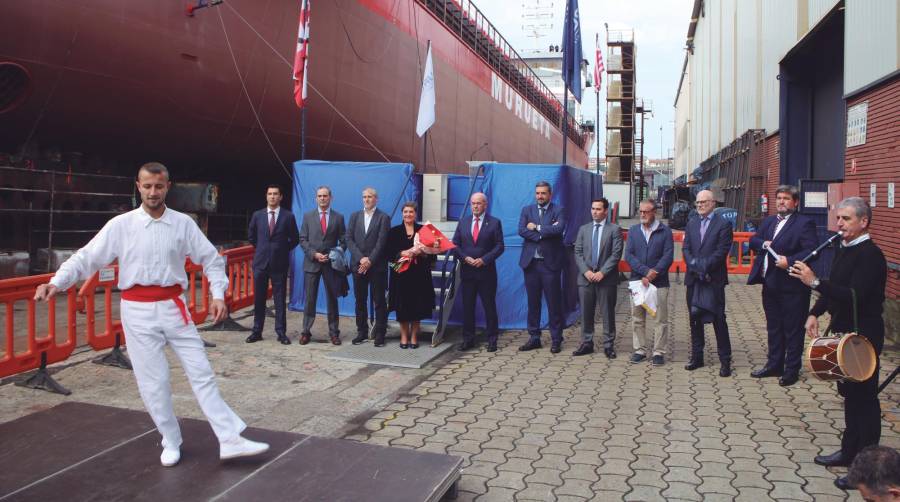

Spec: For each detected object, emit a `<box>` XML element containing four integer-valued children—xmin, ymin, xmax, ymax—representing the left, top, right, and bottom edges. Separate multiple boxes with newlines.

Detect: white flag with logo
<box><xmin>415</xmin><ymin>43</ymin><xmax>436</xmax><ymax>137</ymax></box>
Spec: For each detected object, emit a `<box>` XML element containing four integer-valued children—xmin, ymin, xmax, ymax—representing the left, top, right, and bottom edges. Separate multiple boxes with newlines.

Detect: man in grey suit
<box><xmin>573</xmin><ymin>198</ymin><xmax>624</xmax><ymax>357</ymax></box>
<box><xmin>298</xmin><ymin>186</ymin><xmax>347</xmax><ymax>346</ymax></box>
<box><xmin>346</xmin><ymin>187</ymin><xmax>391</xmax><ymax>347</ymax></box>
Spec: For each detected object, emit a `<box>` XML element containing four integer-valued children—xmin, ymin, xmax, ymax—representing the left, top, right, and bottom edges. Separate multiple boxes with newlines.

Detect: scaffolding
<box><xmin>605</xmin><ymin>29</ymin><xmax>635</xmax><ymax>183</ymax></box>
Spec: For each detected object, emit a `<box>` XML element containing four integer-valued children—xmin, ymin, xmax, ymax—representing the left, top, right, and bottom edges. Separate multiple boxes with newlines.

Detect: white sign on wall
<box><xmin>846</xmin><ymin>102</ymin><xmax>868</xmax><ymax>147</ymax></box>
<box><xmin>870</xmin><ymin>183</ymin><xmax>877</xmax><ymax>207</ymax></box>
<box><xmin>888</xmin><ymin>183</ymin><xmax>895</xmax><ymax>209</ymax></box>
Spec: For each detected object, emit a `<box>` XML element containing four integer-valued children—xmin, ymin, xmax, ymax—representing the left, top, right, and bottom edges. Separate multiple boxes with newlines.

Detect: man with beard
<box><xmin>747</xmin><ymin>185</ymin><xmax>817</xmax><ymax>386</ymax></box>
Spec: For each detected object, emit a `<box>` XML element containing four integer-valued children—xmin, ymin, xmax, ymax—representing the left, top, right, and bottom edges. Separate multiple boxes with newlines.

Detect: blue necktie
<box><xmin>592</xmin><ymin>223</ymin><xmax>601</xmax><ymax>268</ymax></box>
<box><xmin>700</xmin><ymin>217</ymin><xmax>709</xmax><ymax>243</ymax></box>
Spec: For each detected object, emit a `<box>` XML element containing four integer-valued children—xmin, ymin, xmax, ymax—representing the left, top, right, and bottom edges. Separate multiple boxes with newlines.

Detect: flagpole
<box><xmin>301</xmin><ymin>107</ymin><xmax>306</xmax><ymax>160</ymax></box>
<box><xmin>562</xmin><ymin>85</ymin><xmax>569</xmax><ymax>166</ymax></box>
<box><xmin>423</xmin><ymin>130</ymin><xmax>428</xmax><ymax>173</ymax></box>
<box><xmin>595</xmin><ymin>33</ymin><xmax>601</xmax><ymax>175</ymax></box>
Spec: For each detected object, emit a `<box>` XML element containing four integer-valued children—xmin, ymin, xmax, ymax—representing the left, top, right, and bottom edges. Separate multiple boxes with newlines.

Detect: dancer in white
<box><xmin>34</xmin><ymin>162</ymin><xmax>269</xmax><ymax>467</ymax></box>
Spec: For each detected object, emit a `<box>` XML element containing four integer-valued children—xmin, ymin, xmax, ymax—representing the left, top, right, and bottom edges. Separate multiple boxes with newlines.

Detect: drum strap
<box><xmin>825</xmin><ymin>288</ymin><xmax>858</xmax><ymax>336</ymax></box>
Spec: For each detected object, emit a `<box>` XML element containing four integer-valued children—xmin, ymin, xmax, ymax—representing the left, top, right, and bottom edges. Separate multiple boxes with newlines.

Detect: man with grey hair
<box><xmin>452</xmin><ymin>192</ymin><xmax>505</xmax><ymax>352</ymax></box>
<box><xmin>298</xmin><ymin>185</ymin><xmax>347</xmax><ymax>345</ymax></box>
<box><xmin>790</xmin><ymin>196</ymin><xmax>887</xmax><ymax>490</ymax></box>
<box><xmin>624</xmin><ymin>199</ymin><xmax>673</xmax><ymax>366</ymax></box>
<box><xmin>847</xmin><ymin>446</ymin><xmax>900</xmax><ymax>500</ymax></box>
<box><xmin>682</xmin><ymin>189</ymin><xmax>733</xmax><ymax>377</ymax></box>
<box><xmin>347</xmin><ymin>187</ymin><xmax>391</xmax><ymax>346</ymax></box>
<box><xmin>747</xmin><ymin>185</ymin><xmax>817</xmax><ymax>386</ymax></box>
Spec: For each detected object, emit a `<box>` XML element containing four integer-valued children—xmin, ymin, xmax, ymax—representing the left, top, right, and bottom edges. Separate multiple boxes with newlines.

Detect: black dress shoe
<box><xmin>834</xmin><ymin>476</ymin><xmax>852</xmax><ymax>491</ymax></box>
<box><xmin>374</xmin><ymin>337</ymin><xmax>385</xmax><ymax>347</ymax></box>
<box><xmin>277</xmin><ymin>336</ymin><xmax>291</xmax><ymax>345</ymax></box>
<box><xmin>719</xmin><ymin>364</ymin><xmax>732</xmax><ymax>377</ymax></box>
<box><xmin>245</xmin><ymin>333</ymin><xmax>263</xmax><ymax>343</ymax></box>
<box><xmin>486</xmin><ymin>343</ymin><xmax>497</xmax><ymax>353</ymax></box>
<box><xmin>572</xmin><ymin>343</ymin><xmax>594</xmax><ymax>356</ymax></box>
<box><xmin>410</xmin><ymin>343</ymin><xmax>419</xmax><ymax>349</ymax></box>
<box><xmin>751</xmin><ymin>367</ymin><xmax>783</xmax><ymax>378</ymax></box>
<box><xmin>330</xmin><ymin>336</ymin><xmax>342</xmax><ymax>346</ymax></box>
<box><xmin>778</xmin><ymin>374</ymin><xmax>799</xmax><ymax>387</ymax></box>
<box><xmin>518</xmin><ymin>339</ymin><xmax>542</xmax><ymax>351</ymax></box>
<box><xmin>815</xmin><ymin>450</ymin><xmax>851</xmax><ymax>467</ymax></box>
<box><xmin>399</xmin><ymin>343</ymin><xmax>409</xmax><ymax>349</ymax></box>
<box><xmin>604</xmin><ymin>348</ymin><xmax>617</xmax><ymax>359</ymax></box>
<box><xmin>458</xmin><ymin>341</ymin><xmax>475</xmax><ymax>351</ymax></box>
<box><xmin>684</xmin><ymin>360</ymin><xmax>705</xmax><ymax>371</ymax></box>
<box><xmin>550</xmin><ymin>342</ymin><xmax>562</xmax><ymax>354</ymax></box>
<box><xmin>351</xmin><ymin>334</ymin><xmax>367</xmax><ymax>345</ymax></box>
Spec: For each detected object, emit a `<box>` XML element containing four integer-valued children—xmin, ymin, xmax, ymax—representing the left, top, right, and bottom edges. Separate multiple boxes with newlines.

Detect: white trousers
<box><xmin>121</xmin><ymin>297</ymin><xmax>245</xmax><ymax>449</ymax></box>
<box><xmin>631</xmin><ymin>286</ymin><xmax>670</xmax><ymax>356</ymax></box>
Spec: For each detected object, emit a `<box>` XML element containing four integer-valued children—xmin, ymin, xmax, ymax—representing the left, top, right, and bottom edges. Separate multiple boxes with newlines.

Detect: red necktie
<box><xmin>269</xmin><ymin>211</ymin><xmax>276</xmax><ymax>235</ymax></box>
<box><xmin>472</xmin><ymin>216</ymin><xmax>480</xmax><ymax>243</ymax></box>
<box><xmin>320</xmin><ymin>211</ymin><xmax>327</xmax><ymax>234</ymax></box>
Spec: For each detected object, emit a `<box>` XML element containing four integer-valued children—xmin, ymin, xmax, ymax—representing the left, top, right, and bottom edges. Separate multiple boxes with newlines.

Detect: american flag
<box><xmin>594</xmin><ymin>33</ymin><xmax>603</xmax><ymax>93</ymax></box>
<box><xmin>293</xmin><ymin>0</ymin><xmax>311</xmax><ymax>108</ymax></box>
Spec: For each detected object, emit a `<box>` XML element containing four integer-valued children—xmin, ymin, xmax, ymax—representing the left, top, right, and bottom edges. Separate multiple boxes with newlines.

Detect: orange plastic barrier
<box><xmin>616</xmin><ymin>230</ymin><xmax>754</xmax><ymax>276</ymax></box>
<box><xmin>222</xmin><ymin>246</ymin><xmax>262</xmax><ymax>311</ymax></box>
<box><xmin>0</xmin><ymin>274</ymin><xmax>77</xmax><ymax>378</ymax></box>
<box><xmin>77</xmin><ymin>265</ymin><xmax>126</xmax><ymax>351</ymax></box>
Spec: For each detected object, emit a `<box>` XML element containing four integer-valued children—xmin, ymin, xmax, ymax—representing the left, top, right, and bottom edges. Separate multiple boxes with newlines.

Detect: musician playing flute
<box><xmin>790</xmin><ymin>197</ymin><xmax>887</xmax><ymax>491</ymax></box>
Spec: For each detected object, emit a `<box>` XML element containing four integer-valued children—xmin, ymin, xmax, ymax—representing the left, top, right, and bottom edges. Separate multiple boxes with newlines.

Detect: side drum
<box><xmin>805</xmin><ymin>334</ymin><xmax>877</xmax><ymax>383</ymax></box>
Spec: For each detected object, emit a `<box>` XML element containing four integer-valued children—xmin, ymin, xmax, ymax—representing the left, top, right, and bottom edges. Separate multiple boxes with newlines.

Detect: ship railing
<box><xmin>418</xmin><ymin>0</ymin><xmax>588</xmax><ymax>148</ymax></box>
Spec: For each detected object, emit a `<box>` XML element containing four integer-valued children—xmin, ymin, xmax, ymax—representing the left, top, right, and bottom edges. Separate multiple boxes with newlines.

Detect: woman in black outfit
<box><xmin>386</xmin><ymin>202</ymin><xmax>435</xmax><ymax>348</ymax></box>
<box><xmin>790</xmin><ymin>197</ymin><xmax>887</xmax><ymax>491</ymax></box>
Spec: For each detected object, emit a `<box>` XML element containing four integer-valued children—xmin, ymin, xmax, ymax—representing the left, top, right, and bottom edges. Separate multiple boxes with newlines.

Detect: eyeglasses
<box><xmin>638</xmin><ymin>210</ymin><xmax>655</xmax><ymax>214</ymax></box>
<box><xmin>695</xmin><ymin>200</ymin><xmax>713</xmax><ymax>206</ymax></box>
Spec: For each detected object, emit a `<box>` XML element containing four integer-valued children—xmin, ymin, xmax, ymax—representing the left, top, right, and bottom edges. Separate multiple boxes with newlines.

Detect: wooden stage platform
<box><xmin>0</xmin><ymin>402</ymin><xmax>461</xmax><ymax>501</ymax></box>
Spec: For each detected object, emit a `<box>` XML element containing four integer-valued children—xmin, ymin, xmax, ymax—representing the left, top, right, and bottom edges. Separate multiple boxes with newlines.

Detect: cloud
<box><xmin>473</xmin><ymin>0</ymin><xmax>695</xmax><ymax>160</ymax></box>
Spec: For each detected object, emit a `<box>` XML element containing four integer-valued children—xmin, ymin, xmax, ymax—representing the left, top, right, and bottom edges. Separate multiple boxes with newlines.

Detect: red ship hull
<box><xmin>0</xmin><ymin>0</ymin><xmax>589</xmax><ymax>188</ymax></box>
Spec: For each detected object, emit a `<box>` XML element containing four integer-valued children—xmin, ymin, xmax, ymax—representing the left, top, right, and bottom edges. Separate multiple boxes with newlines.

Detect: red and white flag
<box><xmin>594</xmin><ymin>32</ymin><xmax>603</xmax><ymax>93</ymax></box>
<box><xmin>293</xmin><ymin>0</ymin><xmax>311</xmax><ymax>108</ymax></box>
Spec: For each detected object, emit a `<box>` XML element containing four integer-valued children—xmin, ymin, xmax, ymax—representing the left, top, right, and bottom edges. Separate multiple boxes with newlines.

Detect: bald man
<box><xmin>452</xmin><ymin>193</ymin><xmax>505</xmax><ymax>352</ymax></box>
<box><xmin>682</xmin><ymin>190</ymin><xmax>733</xmax><ymax>377</ymax></box>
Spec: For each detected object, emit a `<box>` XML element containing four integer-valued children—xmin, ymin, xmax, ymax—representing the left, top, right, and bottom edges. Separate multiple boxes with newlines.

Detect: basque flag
<box><xmin>561</xmin><ymin>0</ymin><xmax>583</xmax><ymax>102</ymax></box>
<box><xmin>293</xmin><ymin>0</ymin><xmax>311</xmax><ymax>108</ymax></box>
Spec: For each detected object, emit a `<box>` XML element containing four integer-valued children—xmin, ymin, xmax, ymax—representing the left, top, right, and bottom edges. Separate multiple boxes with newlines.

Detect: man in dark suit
<box><xmin>452</xmin><ymin>192</ymin><xmax>505</xmax><ymax>352</ymax></box>
<box><xmin>346</xmin><ymin>187</ymin><xmax>391</xmax><ymax>347</ymax></box>
<box><xmin>573</xmin><ymin>198</ymin><xmax>624</xmax><ymax>358</ymax></box>
<box><xmin>247</xmin><ymin>185</ymin><xmax>300</xmax><ymax>345</ymax></box>
<box><xmin>683</xmin><ymin>189</ymin><xmax>734</xmax><ymax>377</ymax></box>
<box><xmin>747</xmin><ymin>185</ymin><xmax>818</xmax><ymax>386</ymax></box>
<box><xmin>298</xmin><ymin>186</ymin><xmax>346</xmax><ymax>345</ymax></box>
<box><xmin>517</xmin><ymin>181</ymin><xmax>567</xmax><ymax>353</ymax></box>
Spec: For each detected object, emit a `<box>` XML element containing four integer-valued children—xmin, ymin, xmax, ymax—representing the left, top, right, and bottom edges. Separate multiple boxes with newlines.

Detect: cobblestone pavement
<box><xmin>351</xmin><ymin>279</ymin><xmax>900</xmax><ymax>502</ymax></box>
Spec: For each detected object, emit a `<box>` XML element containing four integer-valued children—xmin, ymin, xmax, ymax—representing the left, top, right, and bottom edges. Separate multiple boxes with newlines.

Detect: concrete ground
<box><xmin>1</xmin><ymin>279</ymin><xmax>898</xmax><ymax>502</ymax></box>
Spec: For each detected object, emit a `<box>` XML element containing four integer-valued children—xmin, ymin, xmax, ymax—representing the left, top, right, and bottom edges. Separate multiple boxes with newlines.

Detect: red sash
<box><xmin>122</xmin><ymin>285</ymin><xmax>190</xmax><ymax>325</ymax></box>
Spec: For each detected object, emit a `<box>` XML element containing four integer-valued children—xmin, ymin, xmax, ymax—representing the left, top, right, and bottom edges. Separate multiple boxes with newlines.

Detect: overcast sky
<box><xmin>474</xmin><ymin>0</ymin><xmax>694</xmax><ymax>161</ymax></box>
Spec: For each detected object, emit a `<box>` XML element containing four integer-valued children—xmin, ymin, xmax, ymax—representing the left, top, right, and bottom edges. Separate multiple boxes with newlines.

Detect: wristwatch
<box><xmin>810</xmin><ymin>278</ymin><xmax>820</xmax><ymax>290</ymax></box>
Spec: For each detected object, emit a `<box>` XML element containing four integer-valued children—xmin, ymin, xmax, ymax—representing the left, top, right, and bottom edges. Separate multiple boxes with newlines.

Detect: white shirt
<box><xmin>842</xmin><ymin>233</ymin><xmax>871</xmax><ymax>247</ymax></box>
<box><xmin>471</xmin><ymin>213</ymin><xmax>485</xmax><ymax>234</ymax></box>
<box><xmin>267</xmin><ymin>206</ymin><xmax>281</xmax><ymax>224</ymax></box>
<box><xmin>764</xmin><ymin>214</ymin><xmax>791</xmax><ymax>275</ymax></box>
<box><xmin>364</xmin><ymin>207</ymin><xmax>376</xmax><ymax>233</ymax></box>
<box><xmin>641</xmin><ymin>220</ymin><xmax>659</xmax><ymax>243</ymax></box>
<box><xmin>50</xmin><ymin>207</ymin><xmax>228</xmax><ymax>300</ymax></box>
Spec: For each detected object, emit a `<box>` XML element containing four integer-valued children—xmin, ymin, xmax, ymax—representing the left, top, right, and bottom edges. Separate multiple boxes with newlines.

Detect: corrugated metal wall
<box><xmin>845</xmin><ymin>0</ymin><xmax>900</xmax><ymax>95</ymax></box>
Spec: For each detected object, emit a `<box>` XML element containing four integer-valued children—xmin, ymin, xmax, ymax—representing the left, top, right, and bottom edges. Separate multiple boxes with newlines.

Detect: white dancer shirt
<box><xmin>50</xmin><ymin>207</ymin><xmax>228</xmax><ymax>299</ymax></box>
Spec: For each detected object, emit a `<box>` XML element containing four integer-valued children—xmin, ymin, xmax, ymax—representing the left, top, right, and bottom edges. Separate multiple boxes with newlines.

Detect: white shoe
<box><xmin>219</xmin><ymin>436</ymin><xmax>270</xmax><ymax>460</ymax></box>
<box><xmin>160</xmin><ymin>447</ymin><xmax>181</xmax><ymax>467</ymax></box>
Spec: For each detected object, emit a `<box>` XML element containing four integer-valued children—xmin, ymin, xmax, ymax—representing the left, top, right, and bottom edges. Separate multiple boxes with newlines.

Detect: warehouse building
<box><xmin>673</xmin><ymin>0</ymin><xmax>899</xmax><ymax>341</ymax></box>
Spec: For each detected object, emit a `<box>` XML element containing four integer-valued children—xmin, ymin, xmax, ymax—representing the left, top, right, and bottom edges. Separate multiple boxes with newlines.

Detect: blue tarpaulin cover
<box><xmin>289</xmin><ymin>160</ymin><xmax>418</xmax><ymax>314</ymax></box>
<box><xmin>454</xmin><ymin>163</ymin><xmax>602</xmax><ymax>329</ymax></box>
<box><xmin>288</xmin><ymin>160</ymin><xmax>602</xmax><ymax>332</ymax></box>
